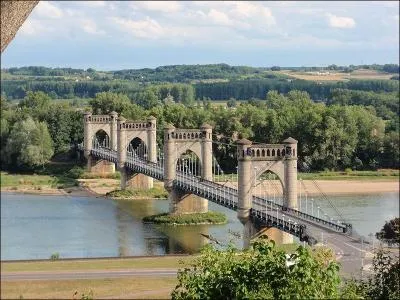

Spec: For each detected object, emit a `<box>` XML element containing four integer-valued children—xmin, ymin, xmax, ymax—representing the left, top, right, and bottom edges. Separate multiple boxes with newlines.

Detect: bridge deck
<box><xmin>85</xmin><ymin>147</ymin><xmax>362</xmax><ymax>245</ymax></box>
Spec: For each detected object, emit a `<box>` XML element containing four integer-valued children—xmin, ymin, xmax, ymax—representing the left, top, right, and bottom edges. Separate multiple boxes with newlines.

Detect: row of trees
<box><xmin>3</xmin><ymin>63</ymin><xmax>398</xmax><ymax>80</ymax></box>
<box><xmin>194</xmin><ymin>78</ymin><xmax>399</xmax><ymax>101</ymax></box>
<box><xmin>1</xmin><ymin>89</ymin><xmax>398</xmax><ymax>172</ymax></box>
<box><xmin>87</xmin><ymin>90</ymin><xmax>399</xmax><ymax>171</ymax></box>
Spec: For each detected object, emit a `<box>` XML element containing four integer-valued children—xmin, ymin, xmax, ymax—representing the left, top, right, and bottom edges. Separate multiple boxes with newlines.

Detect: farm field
<box><xmin>279</xmin><ymin>69</ymin><xmax>394</xmax><ymax>81</ymax></box>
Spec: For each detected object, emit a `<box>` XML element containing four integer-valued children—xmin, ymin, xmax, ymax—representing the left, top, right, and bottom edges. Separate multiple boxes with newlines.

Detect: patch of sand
<box><xmin>2</xmin><ymin>179</ymin><xmax>398</xmax><ymax>198</ymax></box>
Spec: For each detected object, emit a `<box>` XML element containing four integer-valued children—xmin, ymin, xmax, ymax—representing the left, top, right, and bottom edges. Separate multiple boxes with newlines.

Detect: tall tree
<box><xmin>5</xmin><ymin>117</ymin><xmax>54</xmax><ymax>169</ymax></box>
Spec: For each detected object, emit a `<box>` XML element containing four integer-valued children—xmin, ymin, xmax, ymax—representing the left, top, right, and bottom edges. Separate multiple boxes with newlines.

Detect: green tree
<box><xmin>89</xmin><ymin>92</ymin><xmax>131</xmax><ymax>114</ymax></box>
<box><xmin>5</xmin><ymin>117</ymin><xmax>54</xmax><ymax>169</ymax></box>
<box><xmin>352</xmin><ymin>248</ymin><xmax>400</xmax><ymax>300</ymax></box>
<box><xmin>18</xmin><ymin>91</ymin><xmax>51</xmax><ymax>111</ymax></box>
<box><xmin>171</xmin><ymin>238</ymin><xmax>342</xmax><ymax>299</ymax></box>
<box><xmin>376</xmin><ymin>218</ymin><xmax>400</xmax><ymax>245</ymax></box>
<box><xmin>133</xmin><ymin>88</ymin><xmax>160</xmax><ymax>109</ymax></box>
<box><xmin>45</xmin><ymin>104</ymin><xmax>73</xmax><ymax>154</ymax></box>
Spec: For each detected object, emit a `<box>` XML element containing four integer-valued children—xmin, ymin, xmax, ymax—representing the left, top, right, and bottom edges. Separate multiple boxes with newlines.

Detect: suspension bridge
<box><xmin>78</xmin><ymin>112</ymin><xmax>367</xmax><ymax>252</ymax></box>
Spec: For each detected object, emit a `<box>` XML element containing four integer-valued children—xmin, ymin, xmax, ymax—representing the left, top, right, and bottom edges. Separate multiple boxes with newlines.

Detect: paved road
<box><xmin>1</xmin><ymin>268</ymin><xmax>178</xmax><ymax>281</ymax></box>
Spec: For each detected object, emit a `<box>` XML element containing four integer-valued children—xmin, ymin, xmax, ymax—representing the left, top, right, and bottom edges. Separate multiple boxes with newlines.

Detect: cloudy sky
<box><xmin>2</xmin><ymin>1</ymin><xmax>399</xmax><ymax>70</ymax></box>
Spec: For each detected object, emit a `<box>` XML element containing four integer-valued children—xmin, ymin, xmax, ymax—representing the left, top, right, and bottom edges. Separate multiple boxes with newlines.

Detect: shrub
<box><xmin>50</xmin><ymin>252</ymin><xmax>60</xmax><ymax>260</ymax></box>
<box><xmin>171</xmin><ymin>238</ymin><xmax>343</xmax><ymax>299</ymax></box>
<box><xmin>66</xmin><ymin>166</ymin><xmax>85</xmax><ymax>179</ymax></box>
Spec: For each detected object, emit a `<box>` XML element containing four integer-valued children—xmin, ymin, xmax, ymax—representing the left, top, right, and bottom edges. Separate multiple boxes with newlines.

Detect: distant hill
<box><xmin>2</xmin><ymin>63</ymin><xmax>398</xmax><ymax>83</ymax></box>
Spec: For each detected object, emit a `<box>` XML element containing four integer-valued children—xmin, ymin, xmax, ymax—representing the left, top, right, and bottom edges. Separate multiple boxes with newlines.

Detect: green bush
<box><xmin>143</xmin><ymin>211</ymin><xmax>227</xmax><ymax>225</ymax></box>
<box><xmin>66</xmin><ymin>166</ymin><xmax>85</xmax><ymax>179</ymax></box>
<box><xmin>50</xmin><ymin>252</ymin><xmax>60</xmax><ymax>260</ymax></box>
<box><xmin>171</xmin><ymin>238</ymin><xmax>343</xmax><ymax>299</ymax></box>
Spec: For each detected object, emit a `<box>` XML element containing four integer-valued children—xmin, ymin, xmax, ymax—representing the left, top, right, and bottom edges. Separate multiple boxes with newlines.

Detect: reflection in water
<box><xmin>1</xmin><ymin>192</ymin><xmax>399</xmax><ymax>260</ymax></box>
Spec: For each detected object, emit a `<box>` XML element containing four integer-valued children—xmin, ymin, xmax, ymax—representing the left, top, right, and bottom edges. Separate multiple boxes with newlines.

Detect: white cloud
<box><xmin>326</xmin><ymin>13</ymin><xmax>356</xmax><ymax>29</ymax></box>
<box><xmin>381</xmin><ymin>2</ymin><xmax>399</xmax><ymax>8</ymax></box>
<box><xmin>81</xmin><ymin>19</ymin><xmax>106</xmax><ymax>35</ymax></box>
<box><xmin>65</xmin><ymin>8</ymin><xmax>84</xmax><ymax>17</ymax></box>
<box><xmin>230</xmin><ymin>2</ymin><xmax>275</xmax><ymax>25</ymax></box>
<box><xmin>82</xmin><ymin>1</ymin><xmax>106</xmax><ymax>7</ymax></box>
<box><xmin>132</xmin><ymin>1</ymin><xmax>182</xmax><ymax>13</ymax></box>
<box><xmin>18</xmin><ymin>18</ymin><xmax>52</xmax><ymax>36</ymax></box>
<box><xmin>207</xmin><ymin>9</ymin><xmax>233</xmax><ymax>26</ymax></box>
<box><xmin>111</xmin><ymin>16</ymin><xmax>165</xmax><ymax>39</ymax></box>
<box><xmin>34</xmin><ymin>1</ymin><xmax>63</xmax><ymax>18</ymax></box>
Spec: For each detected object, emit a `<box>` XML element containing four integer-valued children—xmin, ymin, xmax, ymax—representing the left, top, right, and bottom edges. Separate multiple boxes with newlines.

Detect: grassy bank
<box><xmin>106</xmin><ymin>186</ymin><xmax>168</xmax><ymax>199</ymax></box>
<box><xmin>212</xmin><ymin>169</ymin><xmax>399</xmax><ymax>182</ymax></box>
<box><xmin>1</xmin><ymin>256</ymin><xmax>192</xmax><ymax>299</ymax></box>
<box><xmin>1</xmin><ymin>256</ymin><xmax>192</xmax><ymax>272</ymax></box>
<box><xmin>143</xmin><ymin>211</ymin><xmax>227</xmax><ymax>225</ymax></box>
<box><xmin>299</xmin><ymin>169</ymin><xmax>399</xmax><ymax>180</ymax></box>
<box><xmin>1</xmin><ymin>277</ymin><xmax>176</xmax><ymax>299</ymax></box>
<box><xmin>0</xmin><ymin>171</ymin><xmax>77</xmax><ymax>190</ymax></box>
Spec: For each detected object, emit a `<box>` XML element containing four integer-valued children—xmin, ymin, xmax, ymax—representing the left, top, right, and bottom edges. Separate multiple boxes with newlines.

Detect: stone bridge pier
<box><xmin>163</xmin><ymin>123</ymin><xmax>213</xmax><ymax>214</ymax></box>
<box><xmin>236</xmin><ymin>137</ymin><xmax>298</xmax><ymax>247</ymax></box>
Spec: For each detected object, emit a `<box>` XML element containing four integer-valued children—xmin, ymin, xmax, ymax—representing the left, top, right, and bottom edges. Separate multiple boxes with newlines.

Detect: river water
<box><xmin>1</xmin><ymin>192</ymin><xmax>398</xmax><ymax>260</ymax></box>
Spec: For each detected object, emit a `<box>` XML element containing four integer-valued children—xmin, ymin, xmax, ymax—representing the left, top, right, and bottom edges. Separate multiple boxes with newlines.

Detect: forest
<box><xmin>1</xmin><ymin>63</ymin><xmax>398</xmax><ymax>173</ymax></box>
<box><xmin>1</xmin><ymin>88</ymin><xmax>398</xmax><ymax>173</ymax></box>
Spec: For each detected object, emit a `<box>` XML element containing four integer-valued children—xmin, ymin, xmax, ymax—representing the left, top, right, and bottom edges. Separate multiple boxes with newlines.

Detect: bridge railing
<box><xmin>174</xmin><ymin>172</ymin><xmax>306</xmax><ymax>240</ymax></box>
<box><xmin>81</xmin><ymin>145</ymin><xmax>351</xmax><ymax>236</ymax></box>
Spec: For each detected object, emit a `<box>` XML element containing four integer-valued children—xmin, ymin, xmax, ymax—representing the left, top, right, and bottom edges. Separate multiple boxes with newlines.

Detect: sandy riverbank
<box><xmin>1</xmin><ymin>178</ymin><xmax>398</xmax><ymax>198</ymax></box>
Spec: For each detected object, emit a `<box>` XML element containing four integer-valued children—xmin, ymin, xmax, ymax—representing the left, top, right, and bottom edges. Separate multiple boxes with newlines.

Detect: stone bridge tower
<box><xmin>117</xmin><ymin>116</ymin><xmax>157</xmax><ymax>190</ymax></box>
<box><xmin>236</xmin><ymin>137</ymin><xmax>298</xmax><ymax>246</ymax></box>
<box><xmin>83</xmin><ymin>111</ymin><xmax>118</xmax><ymax>173</ymax></box>
<box><xmin>83</xmin><ymin>112</ymin><xmax>157</xmax><ymax>190</ymax></box>
<box><xmin>163</xmin><ymin>123</ymin><xmax>213</xmax><ymax>214</ymax></box>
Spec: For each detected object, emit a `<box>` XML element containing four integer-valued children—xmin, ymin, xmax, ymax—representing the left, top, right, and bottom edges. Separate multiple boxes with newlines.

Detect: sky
<box><xmin>1</xmin><ymin>1</ymin><xmax>399</xmax><ymax>70</ymax></box>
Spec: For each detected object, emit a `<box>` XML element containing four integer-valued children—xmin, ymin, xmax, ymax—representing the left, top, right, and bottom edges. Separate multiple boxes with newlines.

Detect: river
<box><xmin>1</xmin><ymin>191</ymin><xmax>398</xmax><ymax>260</ymax></box>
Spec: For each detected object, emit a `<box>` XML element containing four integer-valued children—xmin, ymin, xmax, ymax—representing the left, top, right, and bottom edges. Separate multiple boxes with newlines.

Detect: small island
<box><xmin>143</xmin><ymin>211</ymin><xmax>227</xmax><ymax>225</ymax></box>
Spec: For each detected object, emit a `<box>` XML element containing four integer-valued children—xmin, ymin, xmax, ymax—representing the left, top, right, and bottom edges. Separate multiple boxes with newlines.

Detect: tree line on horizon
<box><xmin>2</xmin><ymin>63</ymin><xmax>399</xmax><ymax>78</ymax></box>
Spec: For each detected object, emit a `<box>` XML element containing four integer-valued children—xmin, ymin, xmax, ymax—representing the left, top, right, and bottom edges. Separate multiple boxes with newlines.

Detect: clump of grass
<box><xmin>143</xmin><ymin>211</ymin><xmax>227</xmax><ymax>225</ymax></box>
<box><xmin>80</xmin><ymin>172</ymin><xmax>121</xmax><ymax>179</ymax></box>
<box><xmin>106</xmin><ymin>187</ymin><xmax>168</xmax><ymax>199</ymax></box>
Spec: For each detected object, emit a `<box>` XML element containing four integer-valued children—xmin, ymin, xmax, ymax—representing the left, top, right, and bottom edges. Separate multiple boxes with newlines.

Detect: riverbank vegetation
<box><xmin>106</xmin><ymin>187</ymin><xmax>168</xmax><ymax>199</ymax></box>
<box><xmin>0</xmin><ymin>171</ymin><xmax>77</xmax><ymax>190</ymax></box>
<box><xmin>143</xmin><ymin>212</ymin><xmax>227</xmax><ymax>225</ymax></box>
<box><xmin>299</xmin><ymin>169</ymin><xmax>399</xmax><ymax>180</ymax></box>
